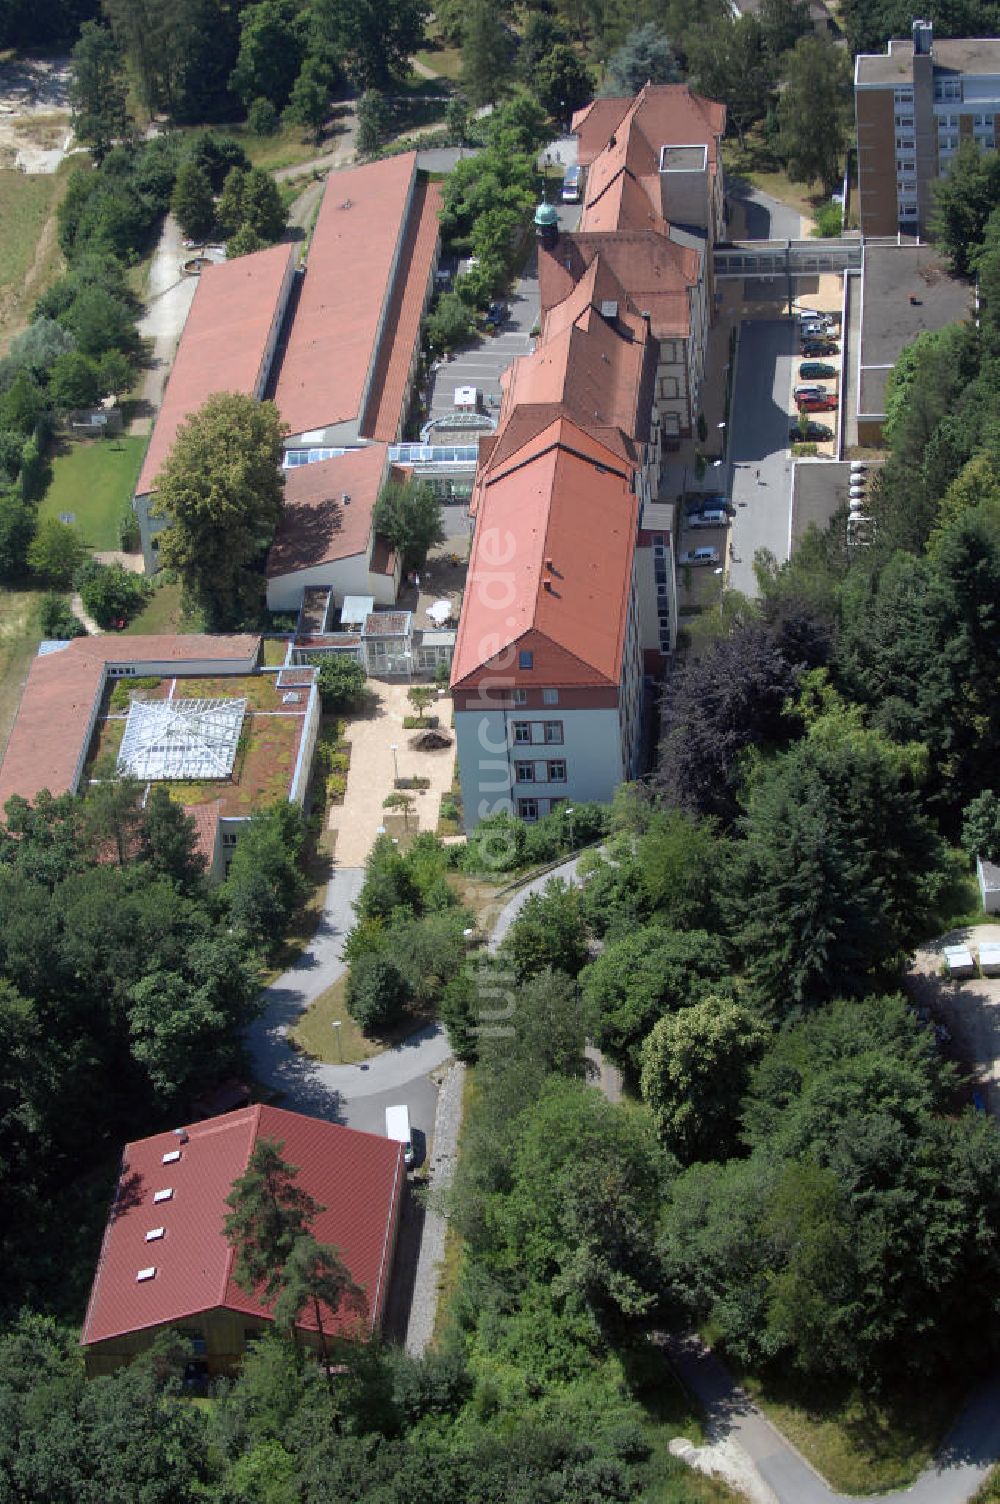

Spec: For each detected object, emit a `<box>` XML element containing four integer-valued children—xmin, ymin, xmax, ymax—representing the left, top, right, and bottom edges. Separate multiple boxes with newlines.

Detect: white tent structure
<box><xmin>117</xmin><ymin>697</ymin><xmax>247</xmax><ymax>782</ymax></box>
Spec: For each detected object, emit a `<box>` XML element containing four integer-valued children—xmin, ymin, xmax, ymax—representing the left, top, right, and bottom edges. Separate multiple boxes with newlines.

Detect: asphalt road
<box><xmin>727</xmin><ymin>178</ymin><xmax>804</xmax><ymax>241</ymax></box>
<box><xmin>666</xmin><ymin>1333</ymin><xmax>1000</xmax><ymax>1504</ymax></box>
<box><xmin>726</xmin><ymin>319</ymin><xmax>798</xmax><ymax>596</ymax></box>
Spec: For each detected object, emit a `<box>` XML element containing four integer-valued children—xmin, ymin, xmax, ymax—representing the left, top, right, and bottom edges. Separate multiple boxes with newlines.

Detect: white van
<box><xmin>561</xmin><ymin>165</ymin><xmax>582</xmax><ymax>202</ymax></box>
<box><xmin>385</xmin><ymin>1104</ymin><xmax>414</xmax><ymax>1167</ymax></box>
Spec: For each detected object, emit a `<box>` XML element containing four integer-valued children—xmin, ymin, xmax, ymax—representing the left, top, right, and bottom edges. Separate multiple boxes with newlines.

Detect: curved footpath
<box><xmin>247</xmin><ymin>859</ymin><xmax>1000</xmax><ymax>1498</ymax></box>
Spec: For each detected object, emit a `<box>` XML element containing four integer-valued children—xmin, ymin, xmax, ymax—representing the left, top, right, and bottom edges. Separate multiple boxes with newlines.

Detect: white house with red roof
<box><xmin>81</xmin><ymin>1104</ymin><xmax>405</xmax><ymax>1377</ymax></box>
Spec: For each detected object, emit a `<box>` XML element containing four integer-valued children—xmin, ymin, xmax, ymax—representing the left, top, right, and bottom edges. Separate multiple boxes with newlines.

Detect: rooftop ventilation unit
<box><xmin>173</xmin><ymin>1129</ymin><xmax>189</xmax><ymax>1143</ymax></box>
<box><xmin>600</xmin><ymin>300</ymin><xmax>619</xmax><ymax>320</ymax></box>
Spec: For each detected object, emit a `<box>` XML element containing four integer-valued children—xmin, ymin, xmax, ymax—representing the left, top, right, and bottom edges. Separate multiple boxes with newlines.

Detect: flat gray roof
<box><xmin>857</xmin><ymin>35</ymin><xmax>1000</xmax><ymax>84</ymax></box>
<box><xmin>660</xmin><ymin>144</ymin><xmax>707</xmax><ymax>172</ymax></box>
<box><xmin>858</xmin><ymin>244</ymin><xmax>971</xmax><ymax>416</ymax></box>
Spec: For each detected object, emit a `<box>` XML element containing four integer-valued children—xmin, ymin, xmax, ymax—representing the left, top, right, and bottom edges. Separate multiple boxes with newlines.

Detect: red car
<box><xmin>798</xmin><ymin>394</ymin><xmax>837</xmax><ymax>413</ymax></box>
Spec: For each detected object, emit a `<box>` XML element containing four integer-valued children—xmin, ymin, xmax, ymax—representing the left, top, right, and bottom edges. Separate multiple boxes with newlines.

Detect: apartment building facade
<box><xmin>856</xmin><ymin>19</ymin><xmax>1000</xmax><ymax>236</ymax></box>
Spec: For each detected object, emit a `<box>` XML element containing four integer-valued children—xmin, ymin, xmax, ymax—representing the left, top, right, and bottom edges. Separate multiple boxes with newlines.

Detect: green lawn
<box><xmin>0</xmin><ymin>164</ymin><xmax>69</xmax><ymax>353</ymax></box>
<box><xmin>413</xmin><ymin>44</ymin><xmax>463</xmax><ymax>80</ymax></box>
<box><xmin>290</xmin><ymin>974</ymin><xmax>379</xmax><ymax>1065</ymax></box>
<box><xmin>0</xmin><ymin>584</ymin><xmax>46</xmax><ymax>760</ymax></box>
<box><xmin>39</xmin><ymin>436</ymin><xmax>148</xmax><ymax>550</ymax></box>
<box><xmin>122</xmin><ymin>580</ymin><xmax>200</xmax><ymax>636</ymax></box>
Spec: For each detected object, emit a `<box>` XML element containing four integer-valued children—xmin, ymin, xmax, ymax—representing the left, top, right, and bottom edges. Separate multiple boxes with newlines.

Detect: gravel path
<box><xmin>405</xmin><ymin>1059</ymin><xmax>466</xmax><ymax>1355</ymax></box>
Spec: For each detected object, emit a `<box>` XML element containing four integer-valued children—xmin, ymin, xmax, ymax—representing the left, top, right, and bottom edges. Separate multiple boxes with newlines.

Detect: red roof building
<box><xmin>273</xmin><ymin>154</ymin><xmax>441</xmax><ymax>446</ymax></box>
<box><xmin>0</xmin><ymin>635</ymin><xmax>262</xmax><ymax>812</ymax></box>
<box><xmin>81</xmin><ymin>1104</ymin><xmax>405</xmax><ymax>1377</ymax></box>
<box><xmin>548</xmin><ymin>82</ymin><xmax>727</xmax><ymax>444</ymax></box>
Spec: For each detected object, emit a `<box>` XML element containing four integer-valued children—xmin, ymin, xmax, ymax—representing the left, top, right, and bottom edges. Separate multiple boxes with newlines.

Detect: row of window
<box><xmin>509</xmin><ymin>686</ymin><xmax>560</xmax><ymax>706</ymax></box>
<box><xmin>517</xmin><ymin>797</ymin><xmax>565</xmax><ymax>821</ymax></box>
<box><xmin>513</xmin><ymin>720</ymin><xmax>563</xmax><ymax>745</ymax></box>
<box><xmin>514</xmin><ymin>760</ymin><xmax>566</xmax><ymax>783</ymax></box>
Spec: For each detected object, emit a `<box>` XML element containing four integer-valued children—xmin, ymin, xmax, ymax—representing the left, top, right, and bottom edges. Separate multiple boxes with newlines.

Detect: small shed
<box><xmin>977</xmin><ymin>855</ymin><xmax>1000</xmax><ymax>914</ymax></box>
<box><xmin>943</xmin><ymin>944</ymin><xmax>977</xmax><ymax>979</ymax></box>
<box><xmin>341</xmin><ymin>594</ymin><xmax>375</xmax><ymax>631</ymax></box>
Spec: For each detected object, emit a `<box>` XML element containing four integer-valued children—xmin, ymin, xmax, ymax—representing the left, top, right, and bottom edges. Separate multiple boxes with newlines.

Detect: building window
<box><xmin>188</xmin><ymin>1333</ymin><xmax>207</xmax><ymax>1355</ymax></box>
<box><xmin>514</xmin><ymin>762</ymin><xmax>535</xmax><ymax>782</ymax></box>
<box><xmin>518</xmin><ymin>650</ymin><xmax>533</xmax><ymax>670</ymax></box>
<box><xmin>511</xmin><ymin>688</ymin><xmax>527</xmax><ymax>705</ymax></box>
<box><xmin>543</xmin><ymin>721</ymin><xmax>563</xmax><ymax>744</ymax></box>
<box><xmin>900</xmin><ymin>202</ymin><xmax>918</xmax><ymax>216</ymax></box>
<box><xmin>547</xmin><ymin>760</ymin><xmax>567</xmax><ymax>782</ymax></box>
<box><xmin>517</xmin><ymin>798</ymin><xmax>539</xmax><ymax>821</ymax></box>
<box><xmin>542</xmin><ymin>688</ymin><xmax>559</xmax><ymax>705</ymax></box>
<box><xmin>895</xmin><ymin>89</ymin><xmax>913</xmax><ymax>103</ymax></box>
<box><xmin>513</xmin><ymin>721</ymin><xmax>531</xmax><ymax>743</ymax></box>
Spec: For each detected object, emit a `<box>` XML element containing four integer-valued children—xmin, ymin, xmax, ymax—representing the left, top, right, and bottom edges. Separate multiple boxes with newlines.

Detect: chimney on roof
<box><xmin>342</xmin><ymin>492</ymin><xmax>351</xmax><ymax>505</ymax></box>
<box><xmin>545</xmin><ymin>557</ymin><xmax>554</xmax><ymax>569</ymax></box>
<box><xmin>609</xmin><ymin>133</ymin><xmax>617</xmax><ymax>148</ymax></box>
<box><xmin>173</xmin><ymin>1128</ymin><xmax>189</xmax><ymax>1144</ymax></box>
<box><xmin>912</xmin><ymin>17</ymin><xmax>932</xmax><ymax>53</ymax></box>
<box><xmin>543</xmin><ymin>579</ymin><xmax>553</xmax><ymax>592</ymax></box>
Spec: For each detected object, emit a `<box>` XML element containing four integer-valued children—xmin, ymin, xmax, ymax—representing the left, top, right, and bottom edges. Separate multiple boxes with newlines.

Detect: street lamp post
<box><xmin>565</xmin><ymin>805</ymin><xmax>575</xmax><ymax>851</ymax></box>
<box><xmin>332</xmin><ymin>1020</ymin><xmax>342</xmax><ymax>1062</ymax></box>
<box><xmin>390</xmin><ymin>743</ymin><xmax>399</xmax><ymax>783</ymax></box>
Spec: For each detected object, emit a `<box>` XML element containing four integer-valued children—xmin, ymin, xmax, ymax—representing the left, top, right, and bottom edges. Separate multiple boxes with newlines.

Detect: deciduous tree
<box><xmin>70</xmin><ymin>20</ymin><xmax>131</xmax><ymax>162</ymax></box>
<box><xmin>152</xmin><ymin>392</ymin><xmax>286</xmax><ymax>627</ymax></box>
<box><xmin>776</xmin><ymin>34</ymin><xmax>852</xmax><ymax>193</ymax></box>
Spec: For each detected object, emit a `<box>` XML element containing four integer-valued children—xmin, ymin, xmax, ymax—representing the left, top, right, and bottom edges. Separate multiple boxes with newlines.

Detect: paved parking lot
<box><xmin>726</xmin><ymin>318</ymin><xmax>799</xmax><ymax>595</ymax></box>
<box><xmin>908</xmin><ymin>924</ymin><xmax>1000</xmax><ymax>1117</ymax></box>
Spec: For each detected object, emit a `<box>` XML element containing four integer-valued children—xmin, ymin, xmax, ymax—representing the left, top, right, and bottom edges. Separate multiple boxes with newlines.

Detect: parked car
<box><xmin>686</xmin><ymin>506</ymin><xmax>731</xmax><ymax>528</ymax></box>
<box><xmin>483</xmin><ymin>300</ymin><xmax>508</xmax><ymax>329</ymax></box>
<box><xmin>679</xmin><ymin>545</ymin><xmax>721</xmax><ymax>566</ymax></box>
<box><xmin>798</xmin><ymin>393</ymin><xmax>838</xmax><ymax>412</ymax></box>
<box><xmin>796</xmin><ymin>307</ymin><xmax>832</xmax><ymax>322</ymax></box>
<box><xmin>801</xmin><ymin>321</ymin><xmax>832</xmax><ymax>340</ymax></box>
<box><xmin>799</xmin><ymin>361</ymin><xmax>837</xmax><ymax>379</ymax></box>
<box><xmin>561</xmin><ymin>164</ymin><xmax>582</xmax><ymax>202</ymax></box>
<box><xmin>684</xmin><ymin>494</ymin><xmax>734</xmax><ymax>516</ymax></box>
<box><xmin>793</xmin><ymin>384</ymin><xmax>826</xmax><ymax>401</ymax></box>
<box><xmin>801</xmin><ymin>338</ymin><xmax>839</xmax><ymax>357</ymax></box>
<box><xmin>789</xmin><ymin>420</ymin><xmax>834</xmax><ymax>442</ymax></box>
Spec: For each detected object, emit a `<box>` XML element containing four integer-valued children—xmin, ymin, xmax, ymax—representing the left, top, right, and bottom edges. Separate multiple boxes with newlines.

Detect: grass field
<box><xmin>413</xmin><ymin>44</ymin><xmax>463</xmax><ymax>80</ymax></box>
<box><xmin>0</xmin><ymin>584</ymin><xmax>45</xmax><ymax>761</ymax></box>
<box><xmin>121</xmin><ymin>579</ymin><xmax>186</xmax><ymax>635</ymax></box>
<box><xmin>0</xmin><ymin>163</ymin><xmax>70</xmax><ymax>353</ymax></box>
<box><xmin>38</xmin><ymin>436</ymin><xmax>148</xmax><ymax>550</ymax></box>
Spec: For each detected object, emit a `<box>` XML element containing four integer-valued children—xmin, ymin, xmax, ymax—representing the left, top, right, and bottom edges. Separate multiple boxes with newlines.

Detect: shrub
<box><xmin>310</xmin><ymin>654</ymin><xmax>368</xmax><ymax>712</ymax></box>
<box><xmin>346</xmin><ymin>953</ymin><xmax>412</xmax><ymax>1033</ymax></box>
<box><xmin>247</xmin><ymin>97</ymin><xmax>279</xmax><ymax>136</ymax></box>
<box><xmin>325</xmin><ymin>772</ymin><xmax>347</xmax><ymax>803</ymax></box>
<box><xmin>403</xmin><ymin>714</ymin><xmax>438</xmax><ymax>729</ymax></box>
<box><xmin>812</xmin><ymin>201</ymin><xmax>843</xmax><ymax>237</ymax></box>
<box><xmin>38</xmin><ymin>592</ymin><xmax>86</xmax><ymax>640</ymax></box>
<box><xmin>77</xmin><ymin>558</ymin><xmax>149</xmax><ymax>627</ymax></box>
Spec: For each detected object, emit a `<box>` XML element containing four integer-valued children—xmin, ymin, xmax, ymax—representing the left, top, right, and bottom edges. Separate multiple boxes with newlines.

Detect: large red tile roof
<box><xmin>573</xmin><ymin>83</ymin><xmax>725</xmax><ymax>172</ymax></box>
<box><xmin>266</xmin><ymin>446</ymin><xmax>389</xmax><ymax>578</ymax></box>
<box><xmin>183</xmin><ymin>798</ymin><xmax>222</xmax><ymax>870</ymax></box>
<box><xmin>272</xmin><ymin>154</ymin><xmax>419</xmax><ymax>437</ymax></box>
<box><xmin>451</xmin><ymin>417</ymin><xmax>637</xmax><ymax>690</ymax></box>
<box><xmin>0</xmin><ymin>635</ymin><xmax>261</xmax><ymax>811</ymax></box>
<box><xmin>361</xmin><ymin>178</ymin><xmax>443</xmax><ymax>441</ymax></box>
<box><xmin>539</xmin><ymin>231</ymin><xmax>696</xmax><ymax>336</ymax></box>
<box><xmin>81</xmin><ymin>1105</ymin><xmax>405</xmax><ymax>1348</ymax></box>
<box><xmin>136</xmin><ymin>244</ymin><xmax>295</xmax><ymax>497</ymax></box>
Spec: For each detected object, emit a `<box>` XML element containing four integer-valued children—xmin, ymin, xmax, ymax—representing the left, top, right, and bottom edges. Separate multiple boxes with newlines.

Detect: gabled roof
<box><xmin>573</xmin><ymin>83</ymin><xmax>725</xmax><ymax>173</ymax></box>
<box><xmin>539</xmin><ymin>231</ymin><xmax>696</xmax><ymax>336</ymax></box>
<box><xmin>502</xmin><ymin>285</ymin><xmax>651</xmax><ymax>443</ymax></box>
<box><xmin>81</xmin><ymin>1104</ymin><xmax>405</xmax><ymax>1348</ymax></box>
<box><xmin>360</xmin><ymin>178</ymin><xmax>444</xmax><ymax>442</ymax></box>
<box><xmin>136</xmin><ymin>244</ymin><xmax>295</xmax><ymax>498</ymax></box>
<box><xmin>272</xmin><ymin>154</ymin><xmax>419</xmax><ymax>437</ymax></box>
<box><xmin>266</xmin><ymin>446</ymin><xmax>389</xmax><ymax>578</ymax></box>
<box><xmin>0</xmin><ymin>635</ymin><xmax>261</xmax><ymax>811</ymax></box>
<box><xmin>451</xmin><ymin>417</ymin><xmax>637</xmax><ymax>690</ymax></box>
